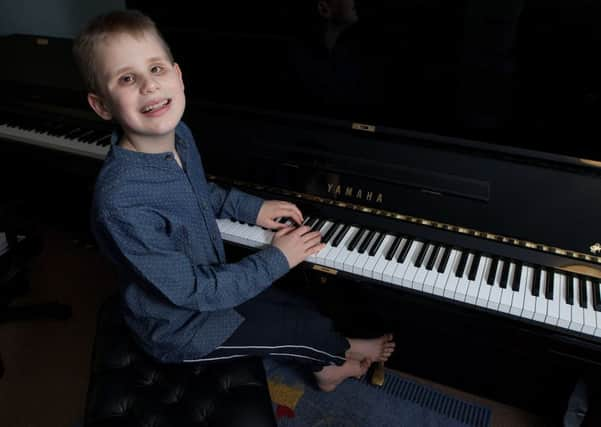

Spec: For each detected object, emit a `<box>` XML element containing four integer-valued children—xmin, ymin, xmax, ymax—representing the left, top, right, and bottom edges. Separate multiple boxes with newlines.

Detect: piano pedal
<box><xmin>370</xmin><ymin>361</ymin><xmax>385</xmax><ymax>387</ymax></box>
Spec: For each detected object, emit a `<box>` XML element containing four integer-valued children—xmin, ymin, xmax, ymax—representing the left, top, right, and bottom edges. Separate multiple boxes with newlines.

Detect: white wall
<box><xmin>0</xmin><ymin>0</ymin><xmax>126</xmax><ymax>38</ymax></box>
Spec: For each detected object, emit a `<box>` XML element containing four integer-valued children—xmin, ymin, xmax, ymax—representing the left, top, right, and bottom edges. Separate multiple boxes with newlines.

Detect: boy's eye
<box><xmin>150</xmin><ymin>65</ymin><xmax>163</xmax><ymax>74</ymax></box>
<box><xmin>119</xmin><ymin>74</ymin><xmax>135</xmax><ymax>84</ymax></box>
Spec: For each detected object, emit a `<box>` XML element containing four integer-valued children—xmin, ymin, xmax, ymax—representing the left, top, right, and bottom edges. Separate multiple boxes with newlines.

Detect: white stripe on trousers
<box><xmin>182</xmin><ymin>344</ymin><xmax>346</xmax><ymax>363</ymax></box>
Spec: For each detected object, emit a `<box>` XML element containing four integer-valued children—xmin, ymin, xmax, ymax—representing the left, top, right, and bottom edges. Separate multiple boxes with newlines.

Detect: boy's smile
<box><xmin>88</xmin><ymin>31</ymin><xmax>186</xmax><ymax>152</ymax></box>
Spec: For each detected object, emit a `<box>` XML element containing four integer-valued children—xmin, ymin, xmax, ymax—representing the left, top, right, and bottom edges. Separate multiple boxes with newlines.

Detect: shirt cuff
<box><xmin>259</xmin><ymin>245</ymin><xmax>290</xmax><ymax>282</ymax></box>
<box><xmin>233</xmin><ymin>189</ymin><xmax>264</xmax><ymax>224</ymax></box>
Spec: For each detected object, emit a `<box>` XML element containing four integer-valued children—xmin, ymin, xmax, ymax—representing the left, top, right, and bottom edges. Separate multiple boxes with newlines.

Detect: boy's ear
<box><xmin>87</xmin><ymin>93</ymin><xmax>112</xmax><ymax>121</ymax></box>
<box><xmin>174</xmin><ymin>63</ymin><xmax>185</xmax><ymax>91</ymax></box>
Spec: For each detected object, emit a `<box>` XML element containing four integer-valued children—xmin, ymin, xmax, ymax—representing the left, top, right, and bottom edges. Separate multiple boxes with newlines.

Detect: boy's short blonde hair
<box><xmin>72</xmin><ymin>9</ymin><xmax>174</xmax><ymax>94</ymax></box>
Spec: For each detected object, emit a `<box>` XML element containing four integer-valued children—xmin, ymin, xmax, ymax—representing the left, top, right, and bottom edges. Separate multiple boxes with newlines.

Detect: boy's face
<box><xmin>88</xmin><ymin>31</ymin><xmax>185</xmax><ymax>142</ymax></box>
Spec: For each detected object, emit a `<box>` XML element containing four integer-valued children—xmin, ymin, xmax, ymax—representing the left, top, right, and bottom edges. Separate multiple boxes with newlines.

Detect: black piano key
<box><xmin>437</xmin><ymin>247</ymin><xmax>451</xmax><ymax>273</ymax></box>
<box><xmin>499</xmin><ymin>260</ymin><xmax>510</xmax><ymax>289</ymax></box>
<box><xmin>368</xmin><ymin>232</ymin><xmax>386</xmax><ymax>256</ymax></box>
<box><xmin>545</xmin><ymin>269</ymin><xmax>555</xmax><ymax>300</ymax></box>
<box><xmin>531</xmin><ymin>267</ymin><xmax>541</xmax><ymax>297</ymax></box>
<box><xmin>486</xmin><ymin>258</ymin><xmax>499</xmax><ymax>285</ymax></box>
<box><xmin>467</xmin><ymin>253</ymin><xmax>481</xmax><ymax>281</ymax></box>
<box><xmin>96</xmin><ymin>134</ymin><xmax>112</xmax><ymax>146</ymax></box>
<box><xmin>322</xmin><ymin>223</ymin><xmax>340</xmax><ymax>244</ymax></box>
<box><xmin>385</xmin><ymin>236</ymin><xmax>402</xmax><ymax>260</ymax></box>
<box><xmin>426</xmin><ymin>245</ymin><xmax>440</xmax><ymax>271</ymax></box>
<box><xmin>358</xmin><ymin>230</ymin><xmax>376</xmax><ymax>254</ymax></box>
<box><xmin>397</xmin><ymin>239</ymin><xmax>413</xmax><ymax>263</ymax></box>
<box><xmin>347</xmin><ymin>228</ymin><xmax>366</xmax><ymax>252</ymax></box>
<box><xmin>578</xmin><ymin>278</ymin><xmax>588</xmax><ymax>308</ymax></box>
<box><xmin>566</xmin><ymin>275</ymin><xmax>574</xmax><ymax>306</ymax></box>
<box><xmin>332</xmin><ymin>224</ymin><xmax>350</xmax><ymax>247</ymax></box>
<box><xmin>414</xmin><ymin>242</ymin><xmax>429</xmax><ymax>268</ymax></box>
<box><xmin>312</xmin><ymin>218</ymin><xmax>326</xmax><ymax>232</ymax></box>
<box><xmin>306</xmin><ymin>217</ymin><xmax>320</xmax><ymax>228</ymax></box>
<box><xmin>454</xmin><ymin>251</ymin><xmax>468</xmax><ymax>277</ymax></box>
<box><xmin>593</xmin><ymin>280</ymin><xmax>601</xmax><ymax>312</ymax></box>
<box><xmin>511</xmin><ymin>262</ymin><xmax>522</xmax><ymax>291</ymax></box>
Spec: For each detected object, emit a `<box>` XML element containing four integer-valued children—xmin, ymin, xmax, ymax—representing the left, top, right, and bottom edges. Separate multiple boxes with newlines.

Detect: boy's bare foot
<box><xmin>346</xmin><ymin>334</ymin><xmax>396</xmax><ymax>363</ymax></box>
<box><xmin>314</xmin><ymin>358</ymin><xmax>371</xmax><ymax>392</ymax></box>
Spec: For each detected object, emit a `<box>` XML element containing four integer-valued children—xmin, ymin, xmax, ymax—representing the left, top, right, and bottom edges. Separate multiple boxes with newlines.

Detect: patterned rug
<box><xmin>264</xmin><ymin>358</ymin><xmax>491</xmax><ymax>427</ymax></box>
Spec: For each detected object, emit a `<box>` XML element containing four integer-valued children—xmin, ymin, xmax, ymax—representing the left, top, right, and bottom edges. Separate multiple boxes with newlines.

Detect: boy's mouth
<box><xmin>141</xmin><ymin>98</ymin><xmax>171</xmax><ymax>114</ymax></box>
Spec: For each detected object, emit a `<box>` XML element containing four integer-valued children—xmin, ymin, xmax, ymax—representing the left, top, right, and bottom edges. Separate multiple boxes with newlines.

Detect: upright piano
<box><xmin>2</xmin><ymin>1</ymin><xmax>601</xmax><ymax>423</ymax></box>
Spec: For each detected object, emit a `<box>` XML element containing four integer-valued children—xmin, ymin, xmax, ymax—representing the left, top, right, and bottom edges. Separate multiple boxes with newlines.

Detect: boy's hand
<box><xmin>272</xmin><ymin>226</ymin><xmax>325</xmax><ymax>268</ymax></box>
<box><xmin>256</xmin><ymin>200</ymin><xmax>303</xmax><ymax>229</ymax></box>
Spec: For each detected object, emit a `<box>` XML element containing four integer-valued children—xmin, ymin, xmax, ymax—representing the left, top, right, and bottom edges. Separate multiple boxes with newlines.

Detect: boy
<box><xmin>73</xmin><ymin>10</ymin><xmax>394</xmax><ymax>392</ymax></box>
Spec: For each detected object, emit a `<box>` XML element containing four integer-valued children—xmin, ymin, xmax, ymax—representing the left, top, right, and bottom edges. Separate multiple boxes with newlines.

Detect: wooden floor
<box><xmin>0</xmin><ymin>227</ymin><xmax>550</xmax><ymax>427</ymax></box>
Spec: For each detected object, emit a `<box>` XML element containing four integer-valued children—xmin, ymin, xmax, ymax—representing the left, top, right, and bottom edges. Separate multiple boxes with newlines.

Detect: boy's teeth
<box><xmin>143</xmin><ymin>99</ymin><xmax>168</xmax><ymax>112</ymax></box>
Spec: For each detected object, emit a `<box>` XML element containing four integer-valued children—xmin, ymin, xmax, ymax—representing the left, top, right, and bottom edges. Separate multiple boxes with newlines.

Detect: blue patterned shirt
<box><xmin>91</xmin><ymin>121</ymin><xmax>290</xmax><ymax>363</ymax></box>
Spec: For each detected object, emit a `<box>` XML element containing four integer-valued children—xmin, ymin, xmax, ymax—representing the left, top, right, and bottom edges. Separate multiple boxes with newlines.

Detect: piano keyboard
<box><xmin>0</xmin><ymin>113</ymin><xmax>110</xmax><ymax>159</ymax></box>
<box><xmin>217</xmin><ymin>216</ymin><xmax>601</xmax><ymax>340</ymax></box>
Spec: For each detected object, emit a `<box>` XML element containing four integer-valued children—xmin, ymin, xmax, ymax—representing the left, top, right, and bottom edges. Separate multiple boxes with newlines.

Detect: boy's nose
<box><xmin>141</xmin><ymin>77</ymin><xmax>159</xmax><ymax>93</ymax></box>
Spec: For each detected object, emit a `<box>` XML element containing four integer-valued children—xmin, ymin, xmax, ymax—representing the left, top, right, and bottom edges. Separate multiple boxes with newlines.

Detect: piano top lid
<box><xmin>0</xmin><ymin>34</ymin><xmax>84</xmax><ymax>91</ymax></box>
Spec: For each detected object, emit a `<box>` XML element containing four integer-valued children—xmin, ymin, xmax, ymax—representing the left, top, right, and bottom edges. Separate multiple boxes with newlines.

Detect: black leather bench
<box><xmin>84</xmin><ymin>295</ymin><xmax>277</xmax><ymax>427</ymax></box>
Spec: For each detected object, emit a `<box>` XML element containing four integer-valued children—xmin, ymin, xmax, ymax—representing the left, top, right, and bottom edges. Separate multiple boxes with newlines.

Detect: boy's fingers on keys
<box><xmin>294</xmin><ymin>225</ymin><xmax>312</xmax><ymax>236</ymax></box>
<box><xmin>307</xmin><ymin>243</ymin><xmax>327</xmax><ymax>255</ymax></box>
<box><xmin>275</xmin><ymin>226</ymin><xmax>294</xmax><ymax>237</ymax></box>
<box><xmin>302</xmin><ymin>231</ymin><xmax>322</xmax><ymax>244</ymax></box>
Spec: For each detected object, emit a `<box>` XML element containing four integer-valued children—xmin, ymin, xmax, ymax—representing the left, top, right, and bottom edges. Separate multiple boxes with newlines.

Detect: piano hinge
<box><xmin>352</xmin><ymin>122</ymin><xmax>376</xmax><ymax>133</ymax></box>
<box><xmin>312</xmin><ymin>265</ymin><xmax>338</xmax><ymax>275</ymax></box>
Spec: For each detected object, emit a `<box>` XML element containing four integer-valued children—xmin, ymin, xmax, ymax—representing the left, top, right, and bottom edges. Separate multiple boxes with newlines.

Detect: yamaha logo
<box><xmin>327</xmin><ymin>183</ymin><xmax>383</xmax><ymax>204</ymax></box>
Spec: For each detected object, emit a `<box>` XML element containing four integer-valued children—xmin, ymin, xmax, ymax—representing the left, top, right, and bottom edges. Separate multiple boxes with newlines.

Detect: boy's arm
<box><xmin>96</xmin><ymin>208</ymin><xmax>289</xmax><ymax>311</ymax></box>
<box><xmin>207</xmin><ymin>183</ymin><xmax>263</xmax><ymax>224</ymax></box>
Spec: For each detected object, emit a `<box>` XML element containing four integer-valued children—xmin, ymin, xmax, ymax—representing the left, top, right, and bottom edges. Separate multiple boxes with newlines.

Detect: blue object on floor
<box><xmin>264</xmin><ymin>358</ymin><xmax>491</xmax><ymax>427</ymax></box>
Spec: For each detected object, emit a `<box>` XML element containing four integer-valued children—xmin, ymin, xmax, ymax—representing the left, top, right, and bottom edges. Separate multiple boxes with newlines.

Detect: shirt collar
<box><xmin>108</xmin><ymin>122</ymin><xmax>189</xmax><ymax>170</ymax></box>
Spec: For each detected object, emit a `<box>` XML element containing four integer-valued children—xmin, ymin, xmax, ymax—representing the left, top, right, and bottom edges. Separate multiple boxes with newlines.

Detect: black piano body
<box><xmin>2</xmin><ymin>1</ymin><xmax>601</xmax><ymax>423</ymax></box>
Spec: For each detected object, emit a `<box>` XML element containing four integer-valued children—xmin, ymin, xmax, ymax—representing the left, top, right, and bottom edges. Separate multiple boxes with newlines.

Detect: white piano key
<box><xmin>453</xmin><ymin>253</ymin><xmax>474</xmax><ymax>302</ymax></box>
<box><xmin>382</xmin><ymin>238</ymin><xmax>407</xmax><ymax>284</ymax></box>
<box><xmin>364</xmin><ymin>234</ymin><xmax>394</xmax><ymax>279</ymax></box>
<box><xmin>423</xmin><ymin>247</ymin><xmax>446</xmax><ymax>294</ymax></box>
<box><xmin>466</xmin><ymin>255</ymin><xmax>487</xmax><ymax>305</ymax></box>
<box><xmin>498</xmin><ymin>262</ymin><xmax>515</xmax><ymax>313</ymax></box>
<box><xmin>509</xmin><ymin>264</ymin><xmax>527</xmax><ymax>317</ymax></box>
<box><xmin>371</xmin><ymin>235</ymin><xmax>396</xmax><ymax>281</ymax></box>
<box><xmin>544</xmin><ymin>271</ymin><xmax>561</xmax><ymax>326</ymax></box>
<box><xmin>487</xmin><ymin>259</ymin><xmax>504</xmax><ymax>311</ymax></box>
<box><xmin>522</xmin><ymin>266</ymin><xmax>537</xmax><ymax>320</ymax></box>
<box><xmin>557</xmin><ymin>273</ymin><xmax>571</xmax><ymax>329</ymax></box>
<box><xmin>443</xmin><ymin>249</ymin><xmax>463</xmax><ymax>299</ymax></box>
<box><xmin>569</xmin><ymin>280</ymin><xmax>585</xmax><ymax>332</ymax></box>
<box><xmin>343</xmin><ymin>231</ymin><xmax>369</xmax><ymax>273</ymax></box>
<box><xmin>391</xmin><ymin>241</ymin><xmax>420</xmax><ymax>287</ymax></box>
<box><xmin>582</xmin><ymin>280</ymin><xmax>596</xmax><ymax>335</ymax></box>
<box><xmin>412</xmin><ymin>244</ymin><xmax>434</xmax><ymax>291</ymax></box>
<box><xmin>434</xmin><ymin>249</ymin><xmax>458</xmax><ymax>297</ymax></box>
<box><xmin>333</xmin><ymin>226</ymin><xmax>360</xmax><ymax>270</ymax></box>
<box><xmin>400</xmin><ymin>241</ymin><xmax>424</xmax><ymax>289</ymax></box>
<box><xmin>475</xmin><ymin>257</ymin><xmax>493</xmax><ymax>307</ymax></box>
<box><xmin>308</xmin><ymin>221</ymin><xmax>335</xmax><ymax>264</ymax></box>
<box><xmin>533</xmin><ymin>270</ymin><xmax>548</xmax><ymax>323</ymax></box>
<box><xmin>353</xmin><ymin>232</ymin><xmax>378</xmax><ymax>275</ymax></box>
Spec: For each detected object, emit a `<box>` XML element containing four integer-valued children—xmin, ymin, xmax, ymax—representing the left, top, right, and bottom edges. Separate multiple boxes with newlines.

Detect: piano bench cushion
<box><xmin>84</xmin><ymin>295</ymin><xmax>277</xmax><ymax>427</ymax></box>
